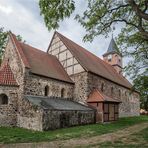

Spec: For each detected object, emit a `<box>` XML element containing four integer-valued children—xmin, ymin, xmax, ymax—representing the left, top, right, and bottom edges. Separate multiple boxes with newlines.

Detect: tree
<box><xmin>39</xmin><ymin>0</ymin><xmax>147</xmax><ymax>76</ymax></box>
<box><xmin>39</xmin><ymin>0</ymin><xmax>148</xmax><ymax>107</ymax></box>
<box><xmin>0</xmin><ymin>27</ymin><xmax>25</xmax><ymax>65</ymax></box>
<box><xmin>0</xmin><ymin>28</ymin><xmax>8</xmax><ymax>61</ymax></box>
<box><xmin>133</xmin><ymin>76</ymin><xmax>148</xmax><ymax>111</ymax></box>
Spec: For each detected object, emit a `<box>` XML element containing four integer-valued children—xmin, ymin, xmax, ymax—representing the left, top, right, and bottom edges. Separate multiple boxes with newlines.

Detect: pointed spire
<box><xmin>108</xmin><ymin>37</ymin><xmax>119</xmax><ymax>52</ymax></box>
<box><xmin>103</xmin><ymin>37</ymin><xmax>121</xmax><ymax>56</ymax></box>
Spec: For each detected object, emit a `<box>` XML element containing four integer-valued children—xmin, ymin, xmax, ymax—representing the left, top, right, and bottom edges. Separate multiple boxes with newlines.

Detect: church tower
<box><xmin>103</xmin><ymin>37</ymin><xmax>122</xmax><ymax>74</ymax></box>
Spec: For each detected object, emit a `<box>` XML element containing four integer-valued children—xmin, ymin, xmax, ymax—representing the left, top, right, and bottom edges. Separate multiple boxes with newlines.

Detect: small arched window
<box><xmin>125</xmin><ymin>91</ymin><xmax>127</xmax><ymax>97</ymax></box>
<box><xmin>45</xmin><ymin>85</ymin><xmax>49</xmax><ymax>96</ymax></box>
<box><xmin>61</xmin><ymin>88</ymin><xmax>65</xmax><ymax>98</ymax></box>
<box><xmin>111</xmin><ymin>87</ymin><xmax>114</xmax><ymax>96</ymax></box>
<box><xmin>101</xmin><ymin>83</ymin><xmax>104</xmax><ymax>92</ymax></box>
<box><xmin>0</xmin><ymin>94</ymin><xmax>8</xmax><ymax>105</ymax></box>
<box><xmin>119</xmin><ymin>89</ymin><xmax>121</xmax><ymax>98</ymax></box>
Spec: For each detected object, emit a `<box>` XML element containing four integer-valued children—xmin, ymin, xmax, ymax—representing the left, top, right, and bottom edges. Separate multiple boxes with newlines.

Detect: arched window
<box><xmin>119</xmin><ymin>89</ymin><xmax>121</xmax><ymax>98</ymax></box>
<box><xmin>125</xmin><ymin>91</ymin><xmax>127</xmax><ymax>97</ymax></box>
<box><xmin>111</xmin><ymin>87</ymin><xmax>114</xmax><ymax>96</ymax></box>
<box><xmin>61</xmin><ymin>88</ymin><xmax>65</xmax><ymax>98</ymax></box>
<box><xmin>45</xmin><ymin>85</ymin><xmax>49</xmax><ymax>96</ymax></box>
<box><xmin>0</xmin><ymin>94</ymin><xmax>8</xmax><ymax>105</ymax></box>
<box><xmin>101</xmin><ymin>83</ymin><xmax>104</xmax><ymax>92</ymax></box>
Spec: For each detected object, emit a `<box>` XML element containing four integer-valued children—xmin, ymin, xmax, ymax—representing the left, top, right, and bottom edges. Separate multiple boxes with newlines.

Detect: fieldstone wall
<box><xmin>71</xmin><ymin>72</ymin><xmax>140</xmax><ymax>117</ymax></box>
<box><xmin>70</xmin><ymin>72</ymin><xmax>88</xmax><ymax>102</ymax></box>
<box><xmin>17</xmin><ymin>98</ymin><xmax>43</xmax><ymax>131</ymax></box>
<box><xmin>119</xmin><ymin>92</ymin><xmax>140</xmax><ymax>117</ymax></box>
<box><xmin>24</xmin><ymin>73</ymin><xmax>74</xmax><ymax>99</ymax></box>
<box><xmin>88</xmin><ymin>73</ymin><xmax>140</xmax><ymax>117</ymax></box>
<box><xmin>17</xmin><ymin>97</ymin><xmax>95</xmax><ymax>131</ymax></box>
<box><xmin>0</xmin><ymin>86</ymin><xmax>18</xmax><ymax>126</ymax></box>
<box><xmin>42</xmin><ymin>110</ymin><xmax>95</xmax><ymax>130</ymax></box>
<box><xmin>2</xmin><ymin>37</ymin><xmax>26</xmax><ymax>113</ymax></box>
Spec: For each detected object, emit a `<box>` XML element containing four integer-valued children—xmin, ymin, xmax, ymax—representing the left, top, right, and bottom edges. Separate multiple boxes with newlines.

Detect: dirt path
<box><xmin>1</xmin><ymin>122</ymin><xmax>148</xmax><ymax>148</ymax></box>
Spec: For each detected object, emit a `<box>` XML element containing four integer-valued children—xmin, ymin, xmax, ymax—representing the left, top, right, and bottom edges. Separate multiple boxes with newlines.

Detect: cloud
<box><xmin>0</xmin><ymin>4</ymin><xmax>13</xmax><ymax>14</ymax></box>
<box><xmin>0</xmin><ymin>0</ymin><xmax>132</xmax><ymax>80</ymax></box>
<box><xmin>0</xmin><ymin>0</ymin><xmax>51</xmax><ymax>50</ymax></box>
<box><xmin>0</xmin><ymin>0</ymin><xmax>123</xmax><ymax>60</ymax></box>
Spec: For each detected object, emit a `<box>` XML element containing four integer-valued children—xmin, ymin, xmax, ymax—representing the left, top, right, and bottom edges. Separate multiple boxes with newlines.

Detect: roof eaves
<box><xmin>88</xmin><ymin>71</ymin><xmax>132</xmax><ymax>90</ymax></box>
<box><xmin>31</xmin><ymin>72</ymin><xmax>74</xmax><ymax>85</ymax></box>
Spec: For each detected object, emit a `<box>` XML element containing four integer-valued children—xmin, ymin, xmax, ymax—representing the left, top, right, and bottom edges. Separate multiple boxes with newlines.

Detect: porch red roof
<box><xmin>87</xmin><ymin>89</ymin><xmax>121</xmax><ymax>103</ymax></box>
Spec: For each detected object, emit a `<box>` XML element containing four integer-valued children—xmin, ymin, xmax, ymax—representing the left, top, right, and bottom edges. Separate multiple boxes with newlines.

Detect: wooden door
<box><xmin>103</xmin><ymin>103</ymin><xmax>109</xmax><ymax>122</ymax></box>
<box><xmin>114</xmin><ymin>104</ymin><xmax>119</xmax><ymax>120</ymax></box>
<box><xmin>109</xmin><ymin>104</ymin><xmax>115</xmax><ymax>121</ymax></box>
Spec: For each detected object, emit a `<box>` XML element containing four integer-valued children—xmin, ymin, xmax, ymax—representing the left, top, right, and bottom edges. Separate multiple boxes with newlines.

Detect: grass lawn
<box><xmin>88</xmin><ymin>127</ymin><xmax>148</xmax><ymax>148</ymax></box>
<box><xmin>0</xmin><ymin>115</ymin><xmax>148</xmax><ymax>144</ymax></box>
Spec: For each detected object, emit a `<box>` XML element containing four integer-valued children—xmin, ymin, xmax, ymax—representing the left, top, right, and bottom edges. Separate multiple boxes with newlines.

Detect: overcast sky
<box><xmin>0</xmin><ymin>0</ymin><xmax>123</xmax><ymax>59</ymax></box>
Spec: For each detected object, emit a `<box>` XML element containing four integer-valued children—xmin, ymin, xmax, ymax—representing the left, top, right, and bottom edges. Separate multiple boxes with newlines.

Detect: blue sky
<box><xmin>0</xmin><ymin>0</ymin><xmax>123</xmax><ymax>59</ymax></box>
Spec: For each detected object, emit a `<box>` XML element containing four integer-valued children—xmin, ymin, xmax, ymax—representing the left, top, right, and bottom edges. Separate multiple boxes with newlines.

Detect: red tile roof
<box><xmin>9</xmin><ymin>32</ymin><xmax>73</xmax><ymax>84</ymax></box>
<box><xmin>0</xmin><ymin>61</ymin><xmax>18</xmax><ymax>86</ymax></box>
<box><xmin>87</xmin><ymin>89</ymin><xmax>121</xmax><ymax>103</ymax></box>
<box><xmin>55</xmin><ymin>32</ymin><xmax>132</xmax><ymax>89</ymax></box>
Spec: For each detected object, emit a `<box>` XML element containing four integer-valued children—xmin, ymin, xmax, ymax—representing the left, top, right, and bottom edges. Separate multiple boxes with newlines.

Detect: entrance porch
<box><xmin>87</xmin><ymin>89</ymin><xmax>121</xmax><ymax>122</ymax></box>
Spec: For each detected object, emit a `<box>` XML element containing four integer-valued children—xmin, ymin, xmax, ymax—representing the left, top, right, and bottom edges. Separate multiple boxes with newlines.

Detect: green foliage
<box><xmin>0</xmin><ymin>116</ymin><xmax>147</xmax><ymax>144</ymax></box>
<box><xmin>0</xmin><ymin>28</ymin><xmax>8</xmax><ymax>59</ymax></box>
<box><xmin>0</xmin><ymin>27</ymin><xmax>25</xmax><ymax>64</ymax></box>
<box><xmin>133</xmin><ymin>76</ymin><xmax>148</xmax><ymax>111</ymax></box>
<box><xmin>39</xmin><ymin>0</ymin><xmax>75</xmax><ymax>30</ymax></box>
<box><xmin>16</xmin><ymin>34</ymin><xmax>25</xmax><ymax>42</ymax></box>
<box><xmin>39</xmin><ymin>0</ymin><xmax>148</xmax><ymax>105</ymax></box>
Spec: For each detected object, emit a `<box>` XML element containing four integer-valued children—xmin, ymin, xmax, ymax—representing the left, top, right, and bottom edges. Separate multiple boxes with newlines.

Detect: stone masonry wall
<box><xmin>70</xmin><ymin>72</ymin><xmax>88</xmax><ymax>102</ymax></box>
<box><xmin>87</xmin><ymin>72</ymin><xmax>140</xmax><ymax>117</ymax></box>
<box><xmin>17</xmin><ymin>96</ymin><xmax>95</xmax><ymax>131</ymax></box>
<box><xmin>42</xmin><ymin>110</ymin><xmax>95</xmax><ymax>130</ymax></box>
<box><xmin>17</xmin><ymin>98</ymin><xmax>43</xmax><ymax>131</ymax></box>
<box><xmin>24</xmin><ymin>73</ymin><xmax>74</xmax><ymax>99</ymax></box>
<box><xmin>71</xmin><ymin>72</ymin><xmax>140</xmax><ymax>117</ymax></box>
<box><xmin>2</xmin><ymin>37</ymin><xmax>26</xmax><ymax>112</ymax></box>
<box><xmin>0</xmin><ymin>86</ymin><xmax>18</xmax><ymax>126</ymax></box>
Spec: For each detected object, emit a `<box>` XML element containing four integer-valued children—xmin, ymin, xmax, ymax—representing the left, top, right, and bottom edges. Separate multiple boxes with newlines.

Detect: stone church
<box><xmin>0</xmin><ymin>31</ymin><xmax>140</xmax><ymax>131</ymax></box>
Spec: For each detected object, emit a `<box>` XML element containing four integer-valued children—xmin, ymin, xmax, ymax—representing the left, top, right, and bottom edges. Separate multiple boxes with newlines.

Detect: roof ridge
<box><xmin>21</xmin><ymin>42</ymin><xmax>58</xmax><ymax>61</ymax></box>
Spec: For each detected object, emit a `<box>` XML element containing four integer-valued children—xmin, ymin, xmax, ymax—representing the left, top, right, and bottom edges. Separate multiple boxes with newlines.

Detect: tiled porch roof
<box><xmin>87</xmin><ymin>89</ymin><xmax>121</xmax><ymax>103</ymax></box>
